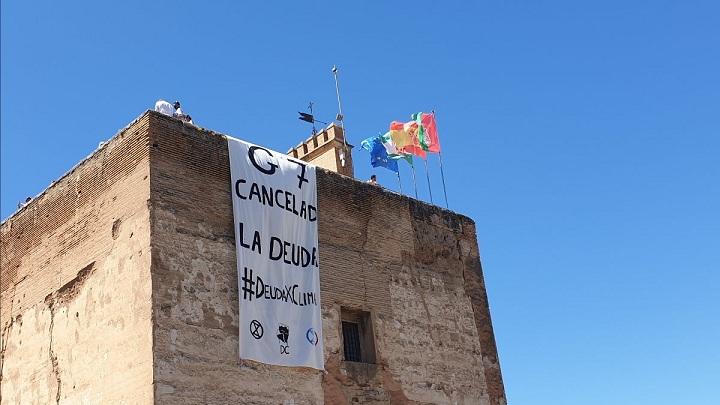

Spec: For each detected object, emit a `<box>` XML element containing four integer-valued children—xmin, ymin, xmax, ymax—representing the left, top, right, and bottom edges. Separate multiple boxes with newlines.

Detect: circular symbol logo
<box><xmin>306</xmin><ymin>328</ymin><xmax>319</xmax><ymax>346</ymax></box>
<box><xmin>250</xmin><ymin>320</ymin><xmax>264</xmax><ymax>339</ymax></box>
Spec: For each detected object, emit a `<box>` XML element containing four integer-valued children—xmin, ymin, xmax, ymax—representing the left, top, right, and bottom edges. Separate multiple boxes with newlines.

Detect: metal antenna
<box><xmin>332</xmin><ymin>65</ymin><xmax>349</xmax><ymax>160</ymax></box>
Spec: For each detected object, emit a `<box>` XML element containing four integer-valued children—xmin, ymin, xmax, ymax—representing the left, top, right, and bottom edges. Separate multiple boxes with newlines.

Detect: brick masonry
<box><xmin>287</xmin><ymin>124</ymin><xmax>354</xmax><ymax>178</ymax></box>
<box><xmin>0</xmin><ymin>110</ymin><xmax>505</xmax><ymax>404</ymax></box>
<box><xmin>1</xmin><ymin>115</ymin><xmax>154</xmax><ymax>404</ymax></box>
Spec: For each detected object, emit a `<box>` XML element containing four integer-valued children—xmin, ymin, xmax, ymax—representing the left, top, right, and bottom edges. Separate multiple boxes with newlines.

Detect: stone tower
<box><xmin>288</xmin><ymin>123</ymin><xmax>354</xmax><ymax>178</ymax></box>
<box><xmin>0</xmin><ymin>110</ymin><xmax>505</xmax><ymax>405</ymax></box>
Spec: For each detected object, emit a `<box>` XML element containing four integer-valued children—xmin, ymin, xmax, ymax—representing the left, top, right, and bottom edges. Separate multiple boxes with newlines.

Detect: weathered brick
<box><xmin>0</xmin><ymin>110</ymin><xmax>505</xmax><ymax>405</ymax></box>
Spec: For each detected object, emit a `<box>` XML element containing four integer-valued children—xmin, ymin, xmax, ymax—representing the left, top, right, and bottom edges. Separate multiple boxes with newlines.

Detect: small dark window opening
<box><xmin>342</xmin><ymin>321</ymin><xmax>362</xmax><ymax>362</ymax></box>
<box><xmin>341</xmin><ymin>308</ymin><xmax>376</xmax><ymax>364</ymax></box>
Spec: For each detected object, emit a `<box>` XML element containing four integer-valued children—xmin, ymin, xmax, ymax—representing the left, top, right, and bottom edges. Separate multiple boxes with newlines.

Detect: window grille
<box><xmin>342</xmin><ymin>321</ymin><xmax>362</xmax><ymax>362</ymax></box>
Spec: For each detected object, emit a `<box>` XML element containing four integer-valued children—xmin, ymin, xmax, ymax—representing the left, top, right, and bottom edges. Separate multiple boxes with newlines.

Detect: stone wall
<box><xmin>0</xmin><ymin>110</ymin><xmax>504</xmax><ymax>404</ymax></box>
<box><xmin>147</xmin><ymin>112</ymin><xmax>505</xmax><ymax>405</ymax></box>
<box><xmin>0</xmin><ymin>115</ymin><xmax>154</xmax><ymax>404</ymax></box>
<box><xmin>148</xmin><ymin>113</ymin><xmax>324</xmax><ymax>405</ymax></box>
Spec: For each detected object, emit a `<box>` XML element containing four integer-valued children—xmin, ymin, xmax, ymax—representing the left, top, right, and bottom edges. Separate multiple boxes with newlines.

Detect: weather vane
<box><xmin>296</xmin><ymin>65</ymin><xmax>349</xmax><ymax>168</ymax></box>
<box><xmin>298</xmin><ymin>101</ymin><xmax>328</xmax><ymax>136</ymax></box>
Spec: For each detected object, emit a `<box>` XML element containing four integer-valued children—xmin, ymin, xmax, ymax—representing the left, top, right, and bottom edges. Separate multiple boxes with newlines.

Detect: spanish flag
<box><xmin>389</xmin><ymin>121</ymin><xmax>426</xmax><ymax>158</ymax></box>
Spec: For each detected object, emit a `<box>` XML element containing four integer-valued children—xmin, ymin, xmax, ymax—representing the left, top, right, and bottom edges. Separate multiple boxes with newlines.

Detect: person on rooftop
<box><xmin>154</xmin><ymin>99</ymin><xmax>175</xmax><ymax>117</ymax></box>
<box><xmin>173</xmin><ymin>101</ymin><xmax>183</xmax><ymax>117</ymax></box>
<box><xmin>17</xmin><ymin>197</ymin><xmax>31</xmax><ymax>209</ymax></box>
<box><xmin>367</xmin><ymin>174</ymin><xmax>378</xmax><ymax>186</ymax></box>
<box><xmin>173</xmin><ymin>101</ymin><xmax>193</xmax><ymax>124</ymax></box>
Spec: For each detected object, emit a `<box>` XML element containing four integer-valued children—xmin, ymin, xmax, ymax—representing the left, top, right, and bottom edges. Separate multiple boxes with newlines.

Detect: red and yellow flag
<box><xmin>389</xmin><ymin>121</ymin><xmax>426</xmax><ymax>158</ymax></box>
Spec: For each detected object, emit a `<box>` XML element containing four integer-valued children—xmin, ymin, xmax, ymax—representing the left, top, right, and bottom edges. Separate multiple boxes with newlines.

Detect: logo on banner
<box><xmin>249</xmin><ymin>320</ymin><xmax>264</xmax><ymax>339</ymax></box>
<box><xmin>277</xmin><ymin>324</ymin><xmax>290</xmax><ymax>355</ymax></box>
<box><xmin>306</xmin><ymin>328</ymin><xmax>319</xmax><ymax>346</ymax></box>
<box><xmin>228</xmin><ymin>137</ymin><xmax>324</xmax><ymax>369</ymax></box>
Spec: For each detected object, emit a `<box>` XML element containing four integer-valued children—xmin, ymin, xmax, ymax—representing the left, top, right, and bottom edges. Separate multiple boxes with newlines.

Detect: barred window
<box><xmin>342</xmin><ymin>321</ymin><xmax>362</xmax><ymax>362</ymax></box>
<box><xmin>341</xmin><ymin>308</ymin><xmax>376</xmax><ymax>364</ymax></box>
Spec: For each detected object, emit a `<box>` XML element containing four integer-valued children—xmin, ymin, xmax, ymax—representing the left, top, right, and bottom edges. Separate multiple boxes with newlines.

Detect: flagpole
<box><xmin>423</xmin><ymin>157</ymin><xmax>433</xmax><ymax>204</ymax></box>
<box><xmin>438</xmin><ymin>152</ymin><xmax>449</xmax><ymax>208</ymax></box>
<box><xmin>331</xmin><ymin>65</ymin><xmax>349</xmax><ymax>168</ymax></box>
<box><xmin>396</xmin><ymin>170</ymin><xmax>403</xmax><ymax>195</ymax></box>
<box><xmin>432</xmin><ymin>110</ymin><xmax>449</xmax><ymax>208</ymax></box>
<box><xmin>411</xmin><ymin>163</ymin><xmax>419</xmax><ymax>199</ymax></box>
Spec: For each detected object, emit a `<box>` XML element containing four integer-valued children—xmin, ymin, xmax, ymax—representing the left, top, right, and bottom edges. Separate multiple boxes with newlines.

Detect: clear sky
<box><xmin>2</xmin><ymin>1</ymin><xmax>719</xmax><ymax>403</ymax></box>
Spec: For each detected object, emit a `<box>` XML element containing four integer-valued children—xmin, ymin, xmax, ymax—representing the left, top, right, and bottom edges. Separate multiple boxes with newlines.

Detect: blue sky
<box><xmin>2</xmin><ymin>1</ymin><xmax>719</xmax><ymax>403</ymax></box>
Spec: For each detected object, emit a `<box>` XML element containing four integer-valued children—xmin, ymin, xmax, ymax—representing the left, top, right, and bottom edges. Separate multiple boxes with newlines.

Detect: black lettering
<box><xmin>241</xmin><ymin>267</ymin><xmax>255</xmax><ymax>301</ymax></box>
<box><xmin>249</xmin><ymin>183</ymin><xmax>261</xmax><ymax>201</ymax></box>
<box><xmin>248</xmin><ymin>146</ymin><xmax>278</xmax><ymax>175</ymax></box>
<box><xmin>284</xmin><ymin>191</ymin><xmax>293</xmax><ymax>213</ymax></box>
<box><xmin>301</xmin><ymin>246</ymin><xmax>310</xmax><ymax>267</ymax></box>
<box><xmin>252</xmin><ymin>230</ymin><xmax>261</xmax><ymax>254</ymax></box>
<box><xmin>253</xmin><ymin>273</ymin><xmax>264</xmax><ymax>299</ymax></box>
<box><xmin>261</xmin><ymin>185</ymin><xmax>274</xmax><ymax>206</ymax></box>
<box><xmin>291</xmin><ymin>244</ymin><xmax>299</xmax><ymax>266</ymax></box>
<box><xmin>269</xmin><ymin>237</ymin><xmax>282</xmax><ymax>261</ymax></box>
<box><xmin>238</xmin><ymin>222</ymin><xmax>250</xmax><ymax>249</ymax></box>
<box><xmin>295</xmin><ymin>161</ymin><xmax>309</xmax><ymax>189</ymax></box>
<box><xmin>238</xmin><ymin>225</ymin><xmax>261</xmax><ymax>254</ymax></box>
<box><xmin>291</xmin><ymin>193</ymin><xmax>299</xmax><ymax>215</ymax></box>
<box><xmin>234</xmin><ymin>179</ymin><xmax>247</xmax><ymax>199</ymax></box>
<box><xmin>291</xmin><ymin>285</ymin><xmax>298</xmax><ymax>305</ymax></box>
<box><xmin>283</xmin><ymin>241</ymin><xmax>291</xmax><ymax>264</ymax></box>
<box><xmin>308</xmin><ymin>205</ymin><xmax>317</xmax><ymax>222</ymax></box>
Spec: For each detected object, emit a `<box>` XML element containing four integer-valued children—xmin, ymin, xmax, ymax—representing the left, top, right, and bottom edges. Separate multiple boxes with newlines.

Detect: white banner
<box><xmin>227</xmin><ymin>137</ymin><xmax>324</xmax><ymax>370</ymax></box>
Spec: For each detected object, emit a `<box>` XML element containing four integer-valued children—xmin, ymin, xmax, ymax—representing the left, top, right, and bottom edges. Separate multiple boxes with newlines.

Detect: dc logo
<box><xmin>306</xmin><ymin>328</ymin><xmax>319</xmax><ymax>346</ymax></box>
<box><xmin>277</xmin><ymin>324</ymin><xmax>291</xmax><ymax>355</ymax></box>
<box><xmin>277</xmin><ymin>324</ymin><xmax>290</xmax><ymax>344</ymax></box>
